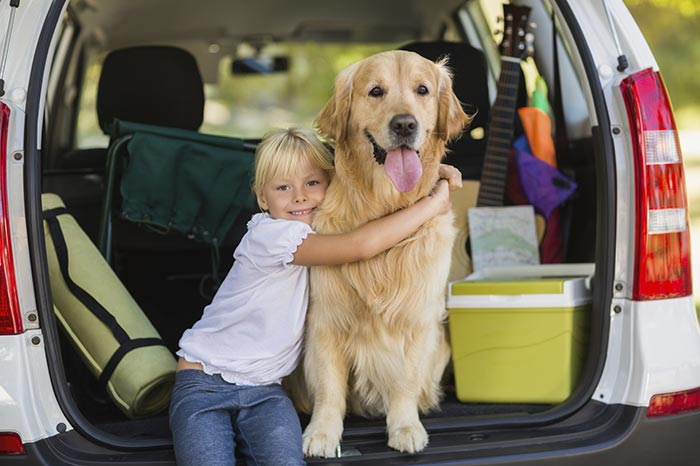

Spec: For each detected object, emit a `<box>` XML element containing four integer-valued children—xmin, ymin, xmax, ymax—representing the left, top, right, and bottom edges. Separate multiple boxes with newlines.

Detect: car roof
<box><xmin>75</xmin><ymin>0</ymin><xmax>467</xmax><ymax>49</ymax></box>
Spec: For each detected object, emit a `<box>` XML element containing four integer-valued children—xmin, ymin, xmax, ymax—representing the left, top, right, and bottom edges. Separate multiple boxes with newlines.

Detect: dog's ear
<box><xmin>435</xmin><ymin>58</ymin><xmax>473</xmax><ymax>142</ymax></box>
<box><xmin>316</xmin><ymin>63</ymin><xmax>357</xmax><ymax>142</ymax></box>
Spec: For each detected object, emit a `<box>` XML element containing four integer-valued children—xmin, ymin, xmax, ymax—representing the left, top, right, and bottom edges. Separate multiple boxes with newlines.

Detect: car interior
<box><xmin>38</xmin><ymin>0</ymin><xmax>600</xmax><ymax>450</ymax></box>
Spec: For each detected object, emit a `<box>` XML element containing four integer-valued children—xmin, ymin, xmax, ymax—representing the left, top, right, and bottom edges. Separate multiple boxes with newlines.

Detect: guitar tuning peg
<box><xmin>496</xmin><ymin>15</ymin><xmax>503</xmax><ymax>23</ymax></box>
<box><xmin>525</xmin><ymin>32</ymin><xmax>535</xmax><ymax>44</ymax></box>
<box><xmin>527</xmin><ymin>45</ymin><xmax>535</xmax><ymax>56</ymax></box>
<box><xmin>529</xmin><ymin>21</ymin><xmax>538</xmax><ymax>30</ymax></box>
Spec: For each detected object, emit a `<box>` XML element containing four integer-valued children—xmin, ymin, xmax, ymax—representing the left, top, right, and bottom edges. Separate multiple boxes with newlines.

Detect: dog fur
<box><xmin>298</xmin><ymin>50</ymin><xmax>471</xmax><ymax>457</ymax></box>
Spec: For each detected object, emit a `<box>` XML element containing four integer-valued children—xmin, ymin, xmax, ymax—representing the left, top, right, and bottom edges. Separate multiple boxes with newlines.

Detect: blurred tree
<box><xmin>627</xmin><ymin>0</ymin><xmax>699</xmax><ymax>17</ymax></box>
<box><xmin>625</xmin><ymin>0</ymin><xmax>700</xmax><ymax>128</ymax></box>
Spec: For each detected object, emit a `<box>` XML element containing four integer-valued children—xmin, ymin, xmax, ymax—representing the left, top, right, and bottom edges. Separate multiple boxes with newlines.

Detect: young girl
<box><xmin>169</xmin><ymin>127</ymin><xmax>460</xmax><ymax>466</ymax></box>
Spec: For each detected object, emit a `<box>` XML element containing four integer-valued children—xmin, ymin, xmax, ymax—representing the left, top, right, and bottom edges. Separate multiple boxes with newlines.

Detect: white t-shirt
<box><xmin>177</xmin><ymin>213</ymin><xmax>314</xmax><ymax>385</ymax></box>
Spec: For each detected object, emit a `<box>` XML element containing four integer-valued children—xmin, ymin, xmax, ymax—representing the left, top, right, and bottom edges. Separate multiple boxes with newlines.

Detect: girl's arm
<box><xmin>291</xmin><ymin>179</ymin><xmax>452</xmax><ymax>266</ymax></box>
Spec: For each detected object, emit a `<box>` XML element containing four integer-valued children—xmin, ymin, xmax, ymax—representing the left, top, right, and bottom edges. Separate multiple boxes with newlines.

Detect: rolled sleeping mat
<box><xmin>42</xmin><ymin>193</ymin><xmax>176</xmax><ymax>419</ymax></box>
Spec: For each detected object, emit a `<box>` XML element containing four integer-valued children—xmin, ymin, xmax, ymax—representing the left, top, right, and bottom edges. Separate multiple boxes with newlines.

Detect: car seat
<box><xmin>91</xmin><ymin>46</ymin><xmax>255</xmax><ymax>294</ymax></box>
<box><xmin>55</xmin><ymin>45</ymin><xmax>205</xmax><ymax>172</ymax></box>
<box><xmin>47</xmin><ymin>46</ymin><xmax>209</xmax><ymax>242</ymax></box>
<box><xmin>97</xmin><ymin>46</ymin><xmax>205</xmax><ymax>134</ymax></box>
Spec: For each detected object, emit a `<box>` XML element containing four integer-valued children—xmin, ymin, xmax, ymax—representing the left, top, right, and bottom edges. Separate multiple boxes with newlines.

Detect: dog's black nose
<box><xmin>390</xmin><ymin>114</ymin><xmax>418</xmax><ymax>137</ymax></box>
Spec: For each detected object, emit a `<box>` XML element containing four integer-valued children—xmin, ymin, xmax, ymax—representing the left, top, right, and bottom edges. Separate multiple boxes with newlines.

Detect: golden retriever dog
<box><xmin>299</xmin><ymin>50</ymin><xmax>470</xmax><ymax>457</ymax></box>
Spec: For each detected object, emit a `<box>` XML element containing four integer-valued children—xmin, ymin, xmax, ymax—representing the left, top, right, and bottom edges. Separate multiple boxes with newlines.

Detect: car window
<box><xmin>75</xmin><ymin>53</ymin><xmax>107</xmax><ymax>149</ymax></box>
<box><xmin>75</xmin><ymin>42</ymin><xmax>397</xmax><ymax>147</ymax></box>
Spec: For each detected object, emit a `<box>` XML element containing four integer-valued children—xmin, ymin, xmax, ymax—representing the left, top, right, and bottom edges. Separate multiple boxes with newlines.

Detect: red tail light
<box><xmin>648</xmin><ymin>387</ymin><xmax>700</xmax><ymax>418</ymax></box>
<box><xmin>0</xmin><ymin>432</ymin><xmax>24</xmax><ymax>455</ymax></box>
<box><xmin>620</xmin><ymin>68</ymin><xmax>692</xmax><ymax>300</ymax></box>
<box><xmin>0</xmin><ymin>101</ymin><xmax>21</xmax><ymax>334</ymax></box>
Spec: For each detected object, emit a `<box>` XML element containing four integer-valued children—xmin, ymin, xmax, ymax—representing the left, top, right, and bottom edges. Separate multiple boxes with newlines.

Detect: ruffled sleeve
<box><xmin>241</xmin><ymin>215</ymin><xmax>314</xmax><ymax>269</ymax></box>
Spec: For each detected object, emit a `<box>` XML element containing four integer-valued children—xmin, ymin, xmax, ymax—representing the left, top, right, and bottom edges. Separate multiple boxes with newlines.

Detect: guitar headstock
<box><xmin>498</xmin><ymin>4</ymin><xmax>533</xmax><ymax>60</ymax></box>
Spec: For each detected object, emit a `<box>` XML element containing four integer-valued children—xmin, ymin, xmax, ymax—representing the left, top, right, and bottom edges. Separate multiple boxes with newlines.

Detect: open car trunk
<box><xmin>30</xmin><ymin>0</ymin><xmax>616</xmax><ymax>461</ymax></box>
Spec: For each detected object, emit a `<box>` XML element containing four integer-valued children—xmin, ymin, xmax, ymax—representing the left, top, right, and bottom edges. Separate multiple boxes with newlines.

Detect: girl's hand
<box><xmin>429</xmin><ymin>179</ymin><xmax>452</xmax><ymax>214</ymax></box>
<box><xmin>438</xmin><ymin>164</ymin><xmax>463</xmax><ymax>191</ymax></box>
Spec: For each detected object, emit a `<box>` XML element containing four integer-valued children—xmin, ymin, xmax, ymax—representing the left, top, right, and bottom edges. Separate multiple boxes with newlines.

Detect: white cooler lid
<box><xmin>448</xmin><ymin>264</ymin><xmax>594</xmax><ymax>309</ymax></box>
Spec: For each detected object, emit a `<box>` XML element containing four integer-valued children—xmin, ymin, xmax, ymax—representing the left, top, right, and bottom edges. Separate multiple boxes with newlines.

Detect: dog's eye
<box><xmin>417</xmin><ymin>84</ymin><xmax>429</xmax><ymax>95</ymax></box>
<box><xmin>369</xmin><ymin>86</ymin><xmax>384</xmax><ymax>98</ymax></box>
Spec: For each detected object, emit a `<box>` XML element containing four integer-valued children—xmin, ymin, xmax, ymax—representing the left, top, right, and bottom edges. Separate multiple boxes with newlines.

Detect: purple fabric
<box><xmin>513</xmin><ymin>135</ymin><xmax>577</xmax><ymax>219</ymax></box>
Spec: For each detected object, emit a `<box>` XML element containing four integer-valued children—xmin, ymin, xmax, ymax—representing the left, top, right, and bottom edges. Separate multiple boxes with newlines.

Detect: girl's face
<box><xmin>257</xmin><ymin>162</ymin><xmax>330</xmax><ymax>225</ymax></box>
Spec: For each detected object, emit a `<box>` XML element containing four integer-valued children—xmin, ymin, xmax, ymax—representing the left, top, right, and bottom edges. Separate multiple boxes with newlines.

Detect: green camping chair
<box><xmin>97</xmin><ymin>119</ymin><xmax>257</xmax><ymax>270</ymax></box>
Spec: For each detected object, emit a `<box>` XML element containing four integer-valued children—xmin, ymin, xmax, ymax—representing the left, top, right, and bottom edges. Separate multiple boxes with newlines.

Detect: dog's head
<box><xmin>316</xmin><ymin>50</ymin><xmax>471</xmax><ymax>193</ymax></box>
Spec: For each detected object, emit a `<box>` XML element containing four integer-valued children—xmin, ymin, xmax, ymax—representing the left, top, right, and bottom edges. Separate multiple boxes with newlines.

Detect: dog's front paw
<box><xmin>387</xmin><ymin>423</ymin><xmax>428</xmax><ymax>454</ymax></box>
<box><xmin>303</xmin><ymin>423</ymin><xmax>342</xmax><ymax>458</ymax></box>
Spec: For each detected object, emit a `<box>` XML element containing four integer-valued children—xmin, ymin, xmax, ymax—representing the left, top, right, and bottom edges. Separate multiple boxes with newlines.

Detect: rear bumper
<box><xmin>4</xmin><ymin>403</ymin><xmax>700</xmax><ymax>465</ymax></box>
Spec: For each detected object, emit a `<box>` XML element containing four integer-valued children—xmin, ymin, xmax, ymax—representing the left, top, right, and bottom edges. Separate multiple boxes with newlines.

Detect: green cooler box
<box><xmin>447</xmin><ymin>276</ymin><xmax>592</xmax><ymax>404</ymax></box>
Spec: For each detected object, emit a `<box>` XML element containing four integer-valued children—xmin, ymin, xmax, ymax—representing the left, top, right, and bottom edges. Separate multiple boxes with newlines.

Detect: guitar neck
<box><xmin>476</xmin><ymin>57</ymin><xmax>522</xmax><ymax>207</ymax></box>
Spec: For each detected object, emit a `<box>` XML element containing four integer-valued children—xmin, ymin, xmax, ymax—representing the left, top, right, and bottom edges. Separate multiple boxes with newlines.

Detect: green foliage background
<box><xmin>625</xmin><ymin>0</ymin><xmax>700</xmax><ymax>129</ymax></box>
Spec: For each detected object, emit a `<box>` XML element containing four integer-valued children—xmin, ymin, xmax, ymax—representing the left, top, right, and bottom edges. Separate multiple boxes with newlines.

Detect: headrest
<box><xmin>97</xmin><ymin>46</ymin><xmax>205</xmax><ymax>133</ymax></box>
<box><xmin>400</xmin><ymin>41</ymin><xmax>490</xmax><ymax>179</ymax></box>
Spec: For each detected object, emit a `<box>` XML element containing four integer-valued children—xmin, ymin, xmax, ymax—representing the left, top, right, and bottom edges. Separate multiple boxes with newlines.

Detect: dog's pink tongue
<box><xmin>384</xmin><ymin>147</ymin><xmax>422</xmax><ymax>192</ymax></box>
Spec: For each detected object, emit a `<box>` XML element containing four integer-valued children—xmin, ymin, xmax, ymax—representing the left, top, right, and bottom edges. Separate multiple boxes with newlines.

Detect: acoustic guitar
<box><xmin>476</xmin><ymin>4</ymin><xmax>534</xmax><ymax>208</ymax></box>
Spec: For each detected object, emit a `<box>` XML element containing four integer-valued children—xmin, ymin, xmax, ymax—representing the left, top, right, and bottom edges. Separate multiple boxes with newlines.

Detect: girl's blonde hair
<box><xmin>252</xmin><ymin>127</ymin><xmax>334</xmax><ymax>201</ymax></box>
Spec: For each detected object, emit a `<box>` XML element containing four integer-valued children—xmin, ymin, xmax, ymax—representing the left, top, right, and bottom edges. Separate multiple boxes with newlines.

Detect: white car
<box><xmin>1</xmin><ymin>0</ymin><xmax>699</xmax><ymax>464</ymax></box>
